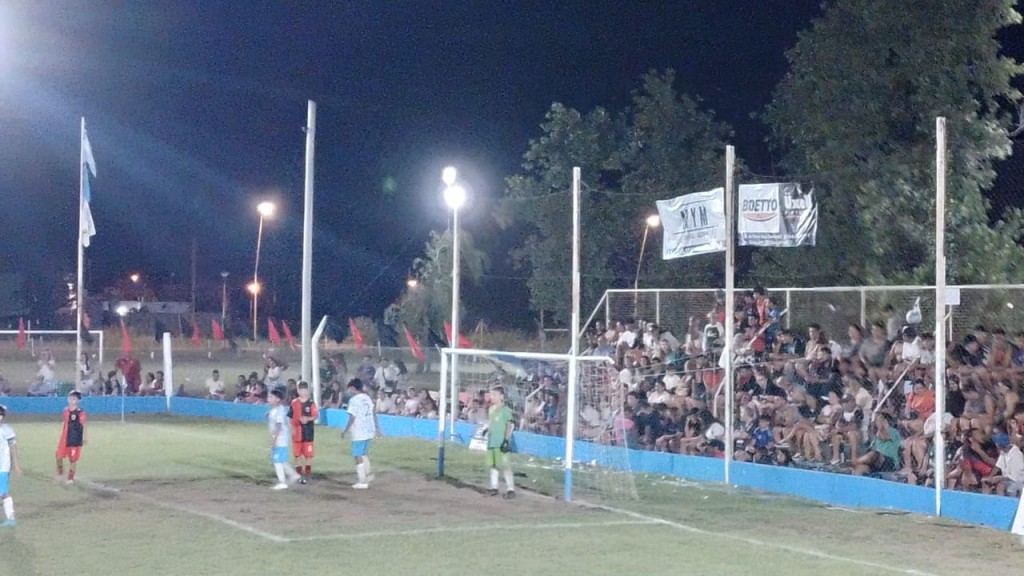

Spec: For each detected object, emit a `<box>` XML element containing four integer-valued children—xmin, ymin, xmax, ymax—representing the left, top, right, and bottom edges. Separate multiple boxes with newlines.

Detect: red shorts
<box><xmin>966</xmin><ymin>457</ymin><xmax>993</xmax><ymax>477</ymax></box>
<box><xmin>292</xmin><ymin>441</ymin><xmax>314</xmax><ymax>459</ymax></box>
<box><xmin>56</xmin><ymin>445</ymin><xmax>82</xmax><ymax>462</ymax></box>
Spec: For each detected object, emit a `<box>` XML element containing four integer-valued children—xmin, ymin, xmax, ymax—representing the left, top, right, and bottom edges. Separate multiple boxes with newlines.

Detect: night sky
<box><xmin>1</xmin><ymin>1</ymin><xmax>1020</xmax><ymax>329</ymax></box>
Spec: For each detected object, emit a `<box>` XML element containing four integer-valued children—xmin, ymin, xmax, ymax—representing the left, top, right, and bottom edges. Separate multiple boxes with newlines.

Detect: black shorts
<box><xmin>872</xmin><ymin>454</ymin><xmax>896</xmax><ymax>472</ymax></box>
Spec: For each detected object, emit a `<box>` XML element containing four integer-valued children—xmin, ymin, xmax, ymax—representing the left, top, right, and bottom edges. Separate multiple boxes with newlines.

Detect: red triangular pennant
<box><xmin>281</xmin><ymin>320</ymin><xmax>296</xmax><ymax>347</ymax></box>
<box><xmin>16</xmin><ymin>317</ymin><xmax>26</xmax><ymax>350</ymax></box>
<box><xmin>404</xmin><ymin>326</ymin><xmax>426</xmax><ymax>362</ymax></box>
<box><xmin>444</xmin><ymin>321</ymin><xmax>473</xmax><ymax>348</ymax></box>
<box><xmin>211</xmin><ymin>319</ymin><xmax>225</xmax><ymax>341</ymax></box>
<box><xmin>349</xmin><ymin>318</ymin><xmax>364</xmax><ymax>350</ymax></box>
<box><xmin>191</xmin><ymin>320</ymin><xmax>201</xmax><ymax>347</ymax></box>
<box><xmin>267</xmin><ymin>318</ymin><xmax>281</xmax><ymax>344</ymax></box>
<box><xmin>120</xmin><ymin>319</ymin><xmax>132</xmax><ymax>357</ymax></box>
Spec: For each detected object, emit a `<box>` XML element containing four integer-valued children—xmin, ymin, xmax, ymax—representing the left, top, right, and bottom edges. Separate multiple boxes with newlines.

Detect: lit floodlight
<box><xmin>442</xmin><ymin>166</ymin><xmax>458</xmax><ymax>187</ymax></box>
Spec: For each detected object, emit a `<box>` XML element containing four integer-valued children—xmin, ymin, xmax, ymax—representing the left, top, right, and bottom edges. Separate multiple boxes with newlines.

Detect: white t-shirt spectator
<box><xmin>347</xmin><ymin>392</ymin><xmax>377</xmax><ymax>441</ymax></box>
<box><xmin>206</xmin><ymin>376</ymin><xmax>224</xmax><ymax>396</ymax></box>
<box><xmin>900</xmin><ymin>338</ymin><xmax>922</xmax><ymax>363</ymax></box>
<box><xmin>704</xmin><ymin>422</ymin><xmax>726</xmax><ymax>442</ymax></box>
<box><xmin>996</xmin><ymin>445</ymin><xmax>1024</xmax><ymax>483</ymax></box>
<box><xmin>647</xmin><ymin>389</ymin><xmax>670</xmax><ymax>405</ymax></box>
<box><xmin>376</xmin><ymin>394</ymin><xmax>395</xmax><ymax>414</ymax></box>
<box><xmin>618</xmin><ymin>329</ymin><xmax>637</xmax><ymax>349</ymax></box>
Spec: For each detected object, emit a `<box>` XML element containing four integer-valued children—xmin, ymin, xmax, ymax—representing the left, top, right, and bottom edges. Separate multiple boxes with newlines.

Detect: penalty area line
<box><xmin>79</xmin><ymin>479</ymin><xmax>289</xmax><ymax>543</ymax></box>
<box><xmin>285</xmin><ymin>519</ymin><xmax>658</xmax><ymax>543</ymax></box>
<box><xmin>581</xmin><ymin>503</ymin><xmax>939</xmax><ymax>576</ymax></box>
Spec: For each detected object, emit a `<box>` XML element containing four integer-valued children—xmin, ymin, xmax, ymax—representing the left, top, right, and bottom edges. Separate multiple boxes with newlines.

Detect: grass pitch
<box><xmin>0</xmin><ymin>414</ymin><xmax>1020</xmax><ymax>576</ymax></box>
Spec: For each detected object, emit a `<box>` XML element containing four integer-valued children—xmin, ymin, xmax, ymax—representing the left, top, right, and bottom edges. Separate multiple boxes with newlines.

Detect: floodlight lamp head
<box><xmin>646</xmin><ymin>214</ymin><xmax>661</xmax><ymax>228</ymax></box>
<box><xmin>444</xmin><ymin>184</ymin><xmax>466</xmax><ymax>210</ymax></box>
<box><xmin>442</xmin><ymin>166</ymin><xmax>458</xmax><ymax>186</ymax></box>
<box><xmin>257</xmin><ymin>201</ymin><xmax>276</xmax><ymax>218</ymax></box>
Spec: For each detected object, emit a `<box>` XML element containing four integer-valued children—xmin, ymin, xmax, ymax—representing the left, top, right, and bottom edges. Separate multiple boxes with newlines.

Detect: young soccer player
<box><xmin>288</xmin><ymin>381</ymin><xmax>319</xmax><ymax>484</ymax></box>
<box><xmin>342</xmin><ymin>379</ymin><xmax>380</xmax><ymax>489</ymax></box>
<box><xmin>267</xmin><ymin>389</ymin><xmax>301</xmax><ymax>490</ymax></box>
<box><xmin>0</xmin><ymin>404</ymin><xmax>23</xmax><ymax>527</ymax></box>
<box><xmin>55</xmin><ymin>391</ymin><xmax>87</xmax><ymax>485</ymax></box>
<box><xmin>485</xmin><ymin>386</ymin><xmax>516</xmax><ymax>499</ymax></box>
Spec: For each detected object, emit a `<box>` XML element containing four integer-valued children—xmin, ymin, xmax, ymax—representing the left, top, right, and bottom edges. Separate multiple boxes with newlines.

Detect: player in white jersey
<box><xmin>342</xmin><ymin>379</ymin><xmax>381</xmax><ymax>489</ymax></box>
<box><xmin>0</xmin><ymin>405</ymin><xmax>23</xmax><ymax>527</ymax></box>
<box><xmin>266</xmin><ymin>390</ymin><xmax>301</xmax><ymax>490</ymax></box>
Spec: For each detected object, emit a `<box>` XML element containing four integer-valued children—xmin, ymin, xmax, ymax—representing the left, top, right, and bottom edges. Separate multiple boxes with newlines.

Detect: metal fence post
<box><xmin>655</xmin><ymin>290</ymin><xmax>661</xmax><ymax>326</ymax></box>
<box><xmin>860</xmin><ymin>288</ymin><xmax>867</xmax><ymax>329</ymax></box>
<box><xmin>785</xmin><ymin>290</ymin><xmax>792</xmax><ymax>329</ymax></box>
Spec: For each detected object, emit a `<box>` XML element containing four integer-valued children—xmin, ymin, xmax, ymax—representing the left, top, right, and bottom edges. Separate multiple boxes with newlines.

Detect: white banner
<box><xmin>656</xmin><ymin>188</ymin><xmax>726</xmax><ymax>260</ymax></box>
<box><xmin>737</xmin><ymin>183</ymin><xmax>817</xmax><ymax>247</ymax></box>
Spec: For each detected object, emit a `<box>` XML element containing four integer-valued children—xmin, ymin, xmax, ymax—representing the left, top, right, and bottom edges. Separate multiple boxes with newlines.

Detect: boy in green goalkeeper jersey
<box><xmin>486</xmin><ymin>386</ymin><xmax>516</xmax><ymax>500</ymax></box>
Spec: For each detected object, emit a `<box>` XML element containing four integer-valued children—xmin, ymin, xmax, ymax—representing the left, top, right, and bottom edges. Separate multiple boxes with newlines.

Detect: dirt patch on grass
<box><xmin>103</xmin><ymin>469</ymin><xmax>580</xmax><ymax>539</ymax></box>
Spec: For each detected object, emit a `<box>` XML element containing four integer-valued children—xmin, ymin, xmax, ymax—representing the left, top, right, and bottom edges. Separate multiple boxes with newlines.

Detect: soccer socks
<box><xmin>68</xmin><ymin>469</ymin><xmax>76</xmax><ymax>481</ymax></box>
<box><xmin>489</xmin><ymin>468</ymin><xmax>500</xmax><ymax>490</ymax></box>
<box><xmin>304</xmin><ymin>465</ymin><xmax>312</xmax><ymax>478</ymax></box>
<box><xmin>274</xmin><ymin>463</ymin><xmax>287</xmax><ymax>484</ymax></box>
<box><xmin>356</xmin><ymin>462</ymin><xmax>367</xmax><ymax>484</ymax></box>
<box><xmin>503</xmin><ymin>468</ymin><xmax>515</xmax><ymax>492</ymax></box>
<box><xmin>2</xmin><ymin>497</ymin><xmax>13</xmax><ymax>521</ymax></box>
<box><xmin>364</xmin><ymin>458</ymin><xmax>373</xmax><ymax>477</ymax></box>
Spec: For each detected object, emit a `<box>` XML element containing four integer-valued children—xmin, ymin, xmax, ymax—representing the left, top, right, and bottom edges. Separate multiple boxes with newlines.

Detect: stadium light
<box><xmin>633</xmin><ymin>214</ymin><xmax>662</xmax><ymax>315</ymax></box>
<box><xmin>252</xmin><ymin>201</ymin><xmax>276</xmax><ymax>341</ymax></box>
<box><xmin>406</xmin><ymin>278</ymin><xmax>419</xmax><ymax>289</ymax></box>
<box><xmin>115</xmin><ymin>304</ymin><xmax>129</xmax><ymax>317</ymax></box>
<box><xmin>129</xmin><ymin>273</ymin><xmax>140</xmax><ymax>284</ymax></box>
<box><xmin>443</xmin><ymin>167</ymin><xmax>467</xmax><ymax>442</ymax></box>
<box><xmin>247</xmin><ymin>281</ymin><xmax>261</xmax><ymax>295</ymax></box>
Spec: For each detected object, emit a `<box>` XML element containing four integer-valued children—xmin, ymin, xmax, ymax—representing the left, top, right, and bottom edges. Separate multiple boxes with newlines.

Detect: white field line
<box><xmin>286</xmin><ymin>519</ymin><xmax>657</xmax><ymax>543</ymax></box>
<box><xmin>585</xmin><ymin>502</ymin><xmax>939</xmax><ymax>576</ymax></box>
<box><xmin>78</xmin><ymin>479</ymin><xmax>289</xmax><ymax>543</ymax></box>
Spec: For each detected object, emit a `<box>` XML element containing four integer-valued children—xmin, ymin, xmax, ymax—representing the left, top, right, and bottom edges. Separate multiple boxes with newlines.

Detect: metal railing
<box><xmin>584</xmin><ymin>285</ymin><xmax>1024</xmax><ymax>343</ymax></box>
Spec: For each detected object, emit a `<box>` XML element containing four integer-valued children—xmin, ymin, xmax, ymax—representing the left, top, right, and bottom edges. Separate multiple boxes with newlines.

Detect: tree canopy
<box><xmin>757</xmin><ymin>0</ymin><xmax>1024</xmax><ymax>285</ymax></box>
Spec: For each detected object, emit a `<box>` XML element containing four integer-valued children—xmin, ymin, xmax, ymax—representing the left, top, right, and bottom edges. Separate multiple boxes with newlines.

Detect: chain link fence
<box><xmin>594</xmin><ymin>285</ymin><xmax>1024</xmax><ymax>342</ymax></box>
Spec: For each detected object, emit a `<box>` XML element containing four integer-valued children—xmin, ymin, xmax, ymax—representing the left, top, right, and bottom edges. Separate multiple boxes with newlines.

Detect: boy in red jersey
<box><xmin>55</xmin><ymin>391</ymin><xmax>87</xmax><ymax>485</ymax></box>
<box><xmin>288</xmin><ymin>382</ymin><xmax>318</xmax><ymax>484</ymax></box>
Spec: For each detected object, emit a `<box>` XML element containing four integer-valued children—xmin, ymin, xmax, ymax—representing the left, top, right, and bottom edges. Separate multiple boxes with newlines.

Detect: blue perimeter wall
<box><xmin>1</xmin><ymin>397</ymin><xmax>1016</xmax><ymax>531</ymax></box>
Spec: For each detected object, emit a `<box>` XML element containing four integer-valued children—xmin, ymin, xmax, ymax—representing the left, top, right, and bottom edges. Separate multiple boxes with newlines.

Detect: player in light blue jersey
<box><xmin>266</xmin><ymin>390</ymin><xmax>301</xmax><ymax>490</ymax></box>
<box><xmin>342</xmin><ymin>379</ymin><xmax>381</xmax><ymax>489</ymax></box>
<box><xmin>0</xmin><ymin>404</ymin><xmax>23</xmax><ymax>527</ymax></box>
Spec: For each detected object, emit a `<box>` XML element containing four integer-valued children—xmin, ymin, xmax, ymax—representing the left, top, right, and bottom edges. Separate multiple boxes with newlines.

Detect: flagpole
<box><xmin>75</xmin><ymin>117</ymin><xmax>86</xmax><ymax>382</ymax></box>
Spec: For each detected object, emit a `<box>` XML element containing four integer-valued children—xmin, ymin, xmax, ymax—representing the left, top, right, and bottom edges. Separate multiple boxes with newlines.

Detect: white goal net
<box><xmin>437</xmin><ymin>347</ymin><xmax>638</xmax><ymax>503</ymax></box>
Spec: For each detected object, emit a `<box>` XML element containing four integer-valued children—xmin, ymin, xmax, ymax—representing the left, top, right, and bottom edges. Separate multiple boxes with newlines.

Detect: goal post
<box><xmin>0</xmin><ymin>329</ymin><xmax>105</xmax><ymax>386</ymax></box>
<box><xmin>437</xmin><ymin>346</ymin><xmax>633</xmax><ymax>503</ymax></box>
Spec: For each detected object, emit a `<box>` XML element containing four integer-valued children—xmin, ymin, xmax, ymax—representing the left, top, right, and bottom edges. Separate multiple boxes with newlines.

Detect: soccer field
<box><xmin>0</xmin><ymin>414</ymin><xmax>1020</xmax><ymax>576</ymax></box>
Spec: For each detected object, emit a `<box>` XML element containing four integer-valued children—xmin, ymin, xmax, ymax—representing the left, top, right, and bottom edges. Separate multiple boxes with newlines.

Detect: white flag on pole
<box><xmin>656</xmin><ymin>188</ymin><xmax>726</xmax><ymax>260</ymax></box>
<box><xmin>81</xmin><ymin>126</ymin><xmax>97</xmax><ymax>248</ymax></box>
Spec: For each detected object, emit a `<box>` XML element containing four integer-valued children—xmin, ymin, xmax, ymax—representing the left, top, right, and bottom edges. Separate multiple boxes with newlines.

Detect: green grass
<box><xmin>0</xmin><ymin>414</ymin><xmax>1021</xmax><ymax>576</ymax></box>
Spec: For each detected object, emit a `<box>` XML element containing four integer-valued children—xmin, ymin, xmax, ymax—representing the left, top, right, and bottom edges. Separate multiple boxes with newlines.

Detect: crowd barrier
<box><xmin>1</xmin><ymin>397</ymin><xmax>1017</xmax><ymax>531</ymax></box>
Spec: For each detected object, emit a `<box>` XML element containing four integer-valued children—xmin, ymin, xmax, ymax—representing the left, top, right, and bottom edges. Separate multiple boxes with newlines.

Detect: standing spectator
<box><xmin>37</xmin><ymin>348</ymin><xmax>56</xmax><ymax>387</ymax></box>
<box><xmin>264</xmin><ymin>355</ymin><xmax>288</xmax><ymax>393</ymax></box>
<box><xmin>0</xmin><ymin>374</ymin><xmax>10</xmax><ymax>397</ymax></box>
<box><xmin>77</xmin><ymin>353</ymin><xmax>95</xmax><ymax>395</ymax></box>
<box><xmin>115</xmin><ymin>356</ymin><xmax>142</xmax><ymax>395</ymax></box>
<box><xmin>205</xmin><ymin>369</ymin><xmax>225</xmax><ymax>401</ymax></box>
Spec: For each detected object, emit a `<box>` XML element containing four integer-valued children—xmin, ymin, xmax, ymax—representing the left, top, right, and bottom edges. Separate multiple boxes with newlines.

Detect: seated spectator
<box><xmin>27</xmin><ymin>375</ymin><xmax>54</xmax><ymax>397</ymax></box>
<box><xmin>206</xmin><ymin>369</ymin><xmax>225</xmax><ymax>400</ymax></box>
<box><xmin>401</xmin><ymin>387</ymin><xmax>421</xmax><ymax>417</ymax></box>
<box><xmin>233</xmin><ymin>374</ymin><xmax>249</xmax><ymax>402</ymax></box>
<box><xmin>647</xmin><ymin>380</ymin><xmax>670</xmax><ymax>405</ymax></box>
<box><xmin>982</xmin><ymin>431</ymin><xmax>1024</xmax><ymax>496</ymax></box>
<box><xmin>376</xmin><ymin>389</ymin><xmax>395</xmax><ymax>415</ymax></box>
<box><xmin>263</xmin><ymin>354</ymin><xmax>288</xmax><ymax>392</ymax></box>
<box><xmin>417</xmin><ymin>390</ymin><xmax>438</xmax><ymax>419</ymax></box>
<box><xmin>853</xmin><ymin>413</ymin><xmax>900</xmax><ymax>476</ymax></box>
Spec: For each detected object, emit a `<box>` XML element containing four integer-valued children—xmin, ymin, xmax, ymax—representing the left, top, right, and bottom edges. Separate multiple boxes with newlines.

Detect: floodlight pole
<box><xmin>301</xmin><ymin>100</ymin><xmax>316</xmax><ymax>384</ymax></box>
<box><xmin>934</xmin><ymin>117</ymin><xmax>947</xmax><ymax>517</ymax></box>
<box><xmin>564</xmin><ymin>167</ymin><xmax>581</xmax><ymax>501</ymax></box>
<box><xmin>723</xmin><ymin>145</ymin><xmax>736</xmax><ymax>485</ymax></box>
